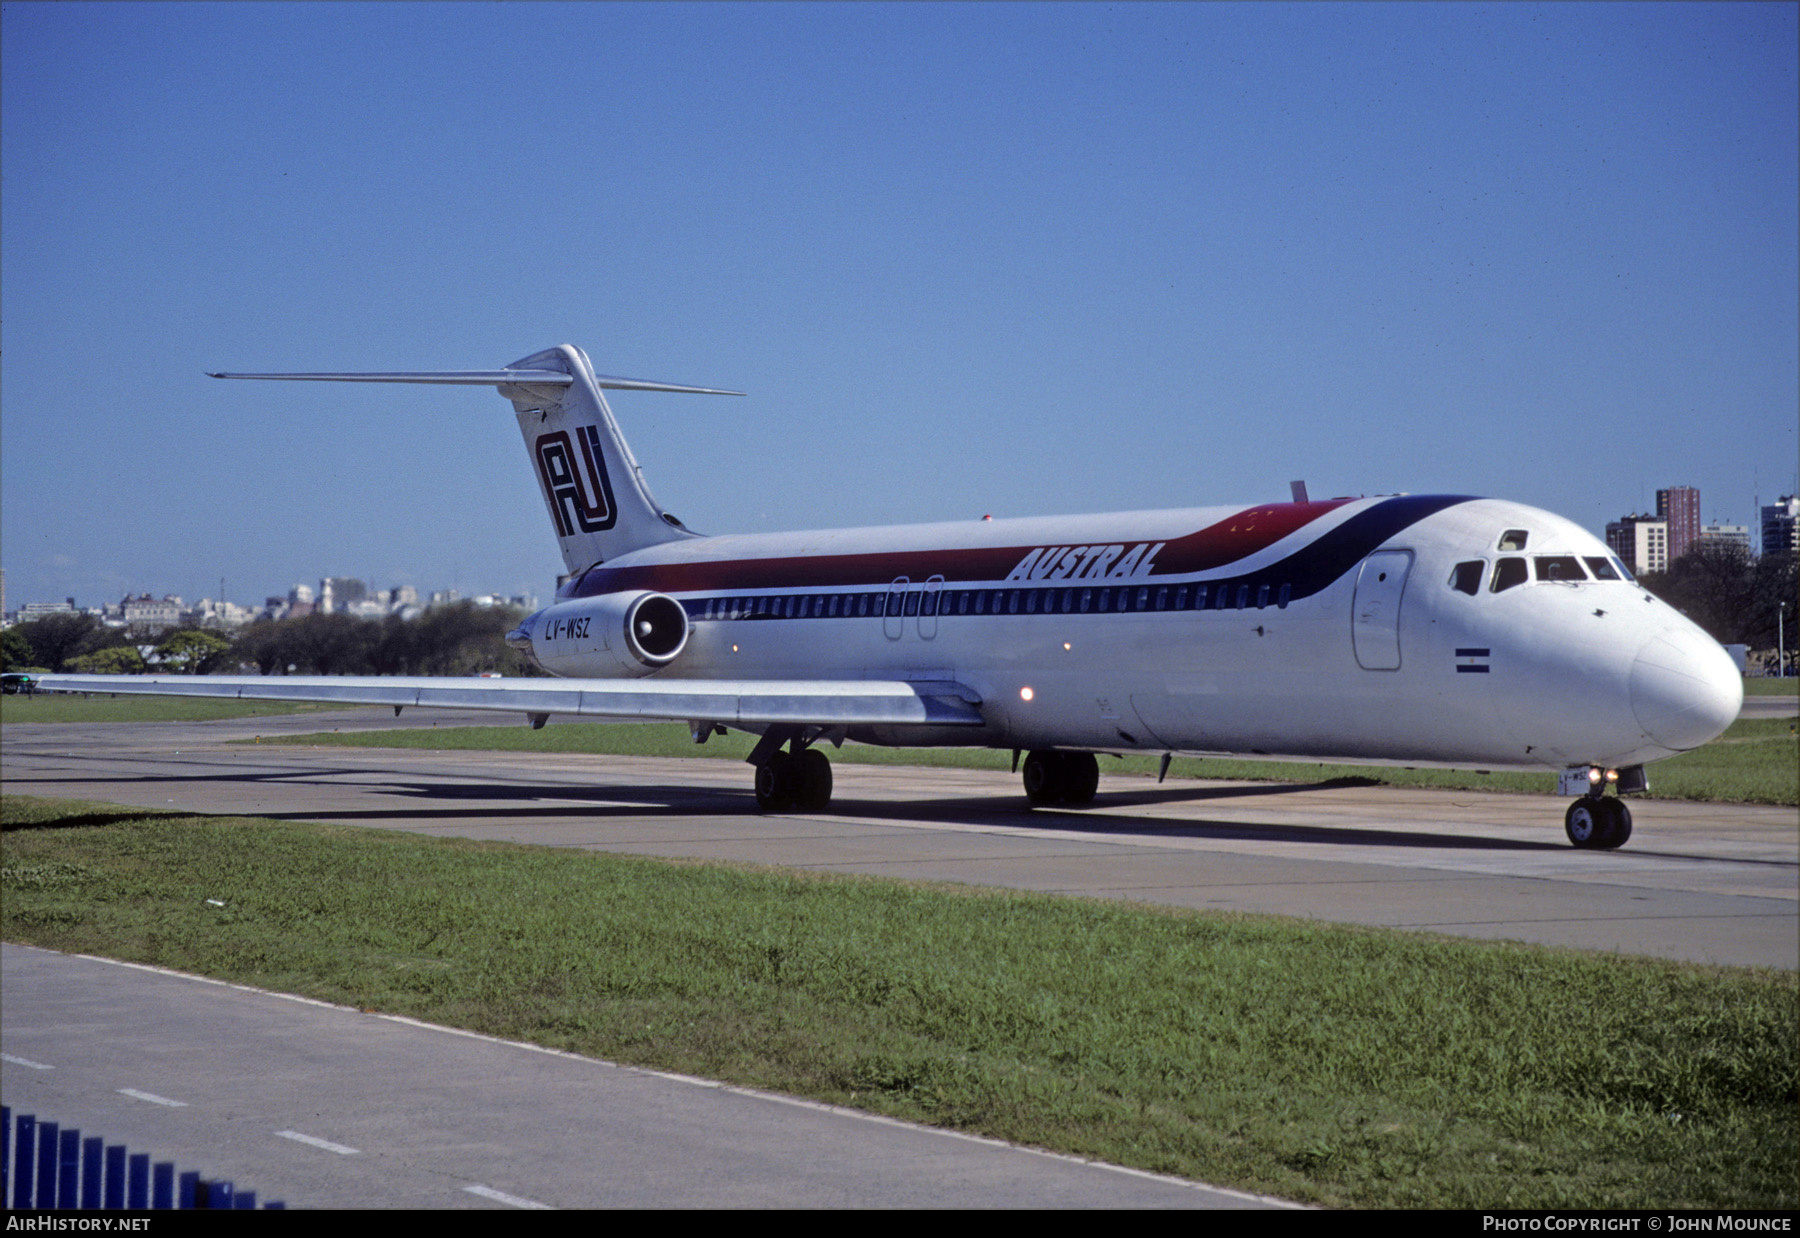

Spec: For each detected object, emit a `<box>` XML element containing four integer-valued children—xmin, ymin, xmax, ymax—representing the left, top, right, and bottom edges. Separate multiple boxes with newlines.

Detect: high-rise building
<box><xmin>1606</xmin><ymin>515</ymin><xmax>1668</xmax><ymax>576</ymax></box>
<box><xmin>1656</xmin><ymin>486</ymin><xmax>1701</xmax><ymax>562</ymax></box>
<box><xmin>1693</xmin><ymin>523</ymin><xmax>1751</xmax><ymax>557</ymax></box>
<box><xmin>1761</xmin><ymin>495</ymin><xmax>1799</xmax><ymax>558</ymax></box>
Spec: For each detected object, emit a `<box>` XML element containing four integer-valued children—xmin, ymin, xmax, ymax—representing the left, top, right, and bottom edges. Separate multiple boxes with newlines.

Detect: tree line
<box><xmin>1639</xmin><ymin>546</ymin><xmax>1797</xmax><ymax>669</ymax></box>
<box><xmin>2</xmin><ymin>602</ymin><xmax>542</xmax><ymax>678</ymax></box>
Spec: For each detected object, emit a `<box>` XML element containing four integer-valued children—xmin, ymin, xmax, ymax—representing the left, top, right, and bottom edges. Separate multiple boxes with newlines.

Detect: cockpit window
<box><xmin>1498</xmin><ymin>529</ymin><xmax>1529</xmax><ymax>551</ymax></box>
<box><xmin>1491</xmin><ymin>557</ymin><xmax>1529</xmax><ymax>592</ymax></box>
<box><xmin>1583</xmin><ymin>556</ymin><xmax>1620</xmax><ymax>581</ymax></box>
<box><xmin>1450</xmin><ymin>560</ymin><xmax>1485</xmax><ymax>595</ymax></box>
<box><xmin>1534</xmin><ymin>555</ymin><xmax>1587</xmax><ymax>582</ymax></box>
<box><xmin>1612</xmin><ymin>556</ymin><xmax>1636</xmax><ymax>582</ymax></box>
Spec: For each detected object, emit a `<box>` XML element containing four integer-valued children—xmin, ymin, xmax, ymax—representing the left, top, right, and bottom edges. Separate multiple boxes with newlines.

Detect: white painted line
<box><xmin>276</xmin><ymin>1129</ymin><xmax>359</xmax><ymax>1155</ymax></box>
<box><xmin>2</xmin><ymin>1053</ymin><xmax>53</xmax><ymax>1070</ymax></box>
<box><xmin>118</xmin><ymin>1088</ymin><xmax>186</xmax><ymax>1107</ymax></box>
<box><xmin>464</xmin><ymin>1183</ymin><xmax>554</xmax><ymax>1210</ymax></box>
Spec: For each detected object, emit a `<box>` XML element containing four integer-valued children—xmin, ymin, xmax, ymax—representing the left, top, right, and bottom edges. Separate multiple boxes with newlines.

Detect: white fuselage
<box><xmin>517</xmin><ymin>494</ymin><xmax>1743</xmax><ymax>773</ymax></box>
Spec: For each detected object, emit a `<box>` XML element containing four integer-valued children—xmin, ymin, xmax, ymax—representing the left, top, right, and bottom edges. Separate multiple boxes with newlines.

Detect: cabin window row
<box><xmin>689</xmin><ymin>581</ymin><xmax>1294</xmax><ymax>622</ymax></box>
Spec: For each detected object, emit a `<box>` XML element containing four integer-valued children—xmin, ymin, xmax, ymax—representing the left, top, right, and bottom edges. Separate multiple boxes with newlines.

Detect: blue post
<box><xmin>234</xmin><ymin>1189</ymin><xmax>256</xmax><ymax>1209</ymax></box>
<box><xmin>104</xmin><ymin>1144</ymin><xmax>126</xmax><ymax>1209</ymax></box>
<box><xmin>6</xmin><ymin>1111</ymin><xmax>25</xmax><ymax>1210</ymax></box>
<box><xmin>103</xmin><ymin>1144</ymin><xmax>125</xmax><ymax>1202</ymax></box>
<box><xmin>178</xmin><ymin>1169</ymin><xmax>198</xmax><ymax>1209</ymax></box>
<box><xmin>34</xmin><ymin>1121</ymin><xmax>56</xmax><ymax>1208</ymax></box>
<box><xmin>81</xmin><ymin>1136</ymin><xmax>103</xmax><ymax>1209</ymax></box>
<box><xmin>126</xmin><ymin>1152</ymin><xmax>149</xmax><ymax>1209</ymax></box>
<box><xmin>207</xmin><ymin>1179</ymin><xmax>235</xmax><ymax>1210</ymax></box>
<box><xmin>57</xmin><ymin>1128</ymin><xmax>80</xmax><ymax>1208</ymax></box>
<box><xmin>152</xmin><ymin>1161</ymin><xmax>173</xmax><ymax>1209</ymax></box>
<box><xmin>2</xmin><ymin>1105</ymin><xmax>10</xmax><ymax>1207</ymax></box>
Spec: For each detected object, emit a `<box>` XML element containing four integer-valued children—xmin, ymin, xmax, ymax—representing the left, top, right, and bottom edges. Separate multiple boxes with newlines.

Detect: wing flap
<box><xmin>33</xmin><ymin>674</ymin><xmax>984</xmax><ymax>727</ymax></box>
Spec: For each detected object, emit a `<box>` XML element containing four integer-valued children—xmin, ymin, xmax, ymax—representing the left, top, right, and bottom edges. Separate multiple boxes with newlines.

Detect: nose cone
<box><xmin>1630</xmin><ymin>629</ymin><xmax>1742</xmax><ymax>753</ymax></box>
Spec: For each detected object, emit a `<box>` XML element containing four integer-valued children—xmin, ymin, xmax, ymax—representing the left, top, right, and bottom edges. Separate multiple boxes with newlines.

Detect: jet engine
<box><xmin>509</xmin><ymin>591</ymin><xmax>690</xmax><ymax>677</ymax></box>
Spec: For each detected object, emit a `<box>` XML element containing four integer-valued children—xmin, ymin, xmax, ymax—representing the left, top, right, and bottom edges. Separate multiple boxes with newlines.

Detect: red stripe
<box><xmin>574</xmin><ymin>499</ymin><xmax>1353</xmax><ymax>596</ymax></box>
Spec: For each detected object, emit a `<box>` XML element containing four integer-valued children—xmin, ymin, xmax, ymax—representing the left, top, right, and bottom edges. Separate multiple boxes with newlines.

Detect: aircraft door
<box><xmin>1352</xmin><ymin>550</ymin><xmax>1413</xmax><ymax>671</ymax></box>
<box><xmin>919</xmin><ymin>575</ymin><xmax>944</xmax><ymax>639</ymax></box>
<box><xmin>884</xmin><ymin>578</ymin><xmax>908</xmax><ymax>640</ymax></box>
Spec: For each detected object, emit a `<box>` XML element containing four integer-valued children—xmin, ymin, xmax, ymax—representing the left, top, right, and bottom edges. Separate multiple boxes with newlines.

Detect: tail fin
<box><xmin>210</xmin><ymin>344</ymin><xmax>742</xmax><ymax>574</ymax></box>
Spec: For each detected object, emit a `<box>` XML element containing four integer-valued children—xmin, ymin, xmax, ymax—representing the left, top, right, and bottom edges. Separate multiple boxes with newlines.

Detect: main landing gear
<box><xmin>1021</xmin><ymin>750</ymin><xmax>1100</xmax><ymax>808</ymax></box>
<box><xmin>747</xmin><ymin>727</ymin><xmax>834</xmax><ymax>812</ymax></box>
<box><xmin>755</xmin><ymin>747</ymin><xmax>833</xmax><ymax>812</ymax></box>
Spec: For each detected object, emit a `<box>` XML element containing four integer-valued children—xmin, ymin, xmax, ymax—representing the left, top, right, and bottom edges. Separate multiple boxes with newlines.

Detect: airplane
<box><xmin>37</xmin><ymin>344</ymin><xmax>1744</xmax><ymax>850</ymax></box>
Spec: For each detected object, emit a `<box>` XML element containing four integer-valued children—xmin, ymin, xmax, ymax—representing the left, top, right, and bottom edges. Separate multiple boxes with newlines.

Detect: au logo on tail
<box><xmin>535</xmin><ymin>425</ymin><xmax>616</xmax><ymax>535</ymax></box>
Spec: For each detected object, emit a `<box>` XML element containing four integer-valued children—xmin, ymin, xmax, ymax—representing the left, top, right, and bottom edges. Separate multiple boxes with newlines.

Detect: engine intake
<box><xmin>623</xmin><ymin>592</ymin><xmax>689</xmax><ymax>666</ymax></box>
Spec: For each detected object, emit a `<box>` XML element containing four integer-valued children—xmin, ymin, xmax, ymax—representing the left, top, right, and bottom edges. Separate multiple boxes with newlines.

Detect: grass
<box><xmin>1743</xmin><ymin>677</ymin><xmax>1799</xmax><ymax>696</ymax></box>
<box><xmin>3</xmin><ymin>793</ymin><xmax>1792</xmax><ymax>1209</ymax></box>
<box><xmin>254</xmin><ymin>714</ymin><xmax>1800</xmax><ymax>806</ymax></box>
<box><xmin>0</xmin><ymin>694</ymin><xmax>362</xmax><ymax>725</ymax></box>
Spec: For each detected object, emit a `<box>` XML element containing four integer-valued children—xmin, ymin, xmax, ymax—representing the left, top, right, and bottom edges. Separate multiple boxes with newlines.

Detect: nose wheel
<box><xmin>1565</xmin><ymin>796</ymin><xmax>1632</xmax><ymax>849</ymax></box>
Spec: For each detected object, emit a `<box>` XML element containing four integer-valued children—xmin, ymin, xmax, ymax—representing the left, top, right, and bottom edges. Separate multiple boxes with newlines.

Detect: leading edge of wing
<box><xmin>32</xmin><ymin>674</ymin><xmax>983</xmax><ymax>727</ymax></box>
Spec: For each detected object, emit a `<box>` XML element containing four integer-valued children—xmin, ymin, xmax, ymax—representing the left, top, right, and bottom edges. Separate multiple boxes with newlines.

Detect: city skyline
<box><xmin>4</xmin><ymin>3</ymin><xmax>1795</xmax><ymax>610</ymax></box>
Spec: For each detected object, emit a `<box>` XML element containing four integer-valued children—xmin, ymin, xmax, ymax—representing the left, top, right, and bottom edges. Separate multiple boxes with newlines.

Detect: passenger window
<box><xmin>1534</xmin><ymin>556</ymin><xmax>1587</xmax><ymax>582</ymax></box>
<box><xmin>1255</xmin><ymin>584</ymin><xmax>1269</xmax><ymax>609</ymax></box>
<box><xmin>1491</xmin><ymin>558</ymin><xmax>1529</xmax><ymax>592</ymax></box>
<box><xmin>1498</xmin><ymin>530</ymin><xmax>1529</xmax><ymax>551</ymax></box>
<box><xmin>1235</xmin><ymin>585</ymin><xmax>1250</xmax><ymax>609</ymax></box>
<box><xmin>1450</xmin><ymin>561</ymin><xmax>1485</xmax><ymax>595</ymax></box>
<box><xmin>1194</xmin><ymin>585</ymin><xmax>1208</xmax><ymax>609</ymax></box>
<box><xmin>1583</xmin><ymin>556</ymin><xmax>1620</xmax><ymax>581</ymax></box>
<box><xmin>1277</xmin><ymin>584</ymin><xmax>1292</xmax><ymax>609</ymax></box>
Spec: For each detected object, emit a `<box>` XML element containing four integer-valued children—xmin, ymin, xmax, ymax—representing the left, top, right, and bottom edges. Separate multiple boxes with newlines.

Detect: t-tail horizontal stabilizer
<box><xmin>208</xmin><ymin>345</ymin><xmax>743</xmax><ymax>571</ymax></box>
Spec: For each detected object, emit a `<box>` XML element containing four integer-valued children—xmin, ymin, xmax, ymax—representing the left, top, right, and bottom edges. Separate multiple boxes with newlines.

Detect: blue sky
<box><xmin>3</xmin><ymin>1</ymin><xmax>1795</xmax><ymax>610</ymax></box>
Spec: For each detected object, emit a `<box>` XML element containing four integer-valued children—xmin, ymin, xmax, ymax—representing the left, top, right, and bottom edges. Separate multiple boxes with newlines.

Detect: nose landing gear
<box><xmin>1564</xmin><ymin>794</ymin><xmax>1632</xmax><ymax>850</ymax></box>
<box><xmin>1559</xmin><ymin>764</ymin><xmax>1644</xmax><ymax>849</ymax></box>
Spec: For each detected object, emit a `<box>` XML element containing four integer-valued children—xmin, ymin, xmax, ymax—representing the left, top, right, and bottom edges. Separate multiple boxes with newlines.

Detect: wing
<box><xmin>31</xmin><ymin>674</ymin><xmax>984</xmax><ymax>727</ymax></box>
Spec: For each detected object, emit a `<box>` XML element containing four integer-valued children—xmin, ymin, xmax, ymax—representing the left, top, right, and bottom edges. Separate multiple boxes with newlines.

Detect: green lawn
<box><xmin>4</xmin><ymin>794</ymin><xmax>1792</xmax><ymax>1209</ymax></box>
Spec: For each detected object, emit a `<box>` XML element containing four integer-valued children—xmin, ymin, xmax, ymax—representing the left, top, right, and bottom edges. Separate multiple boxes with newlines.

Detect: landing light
<box><xmin>1020</xmin><ymin>686</ymin><xmax>1035</xmax><ymax>702</ymax></box>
